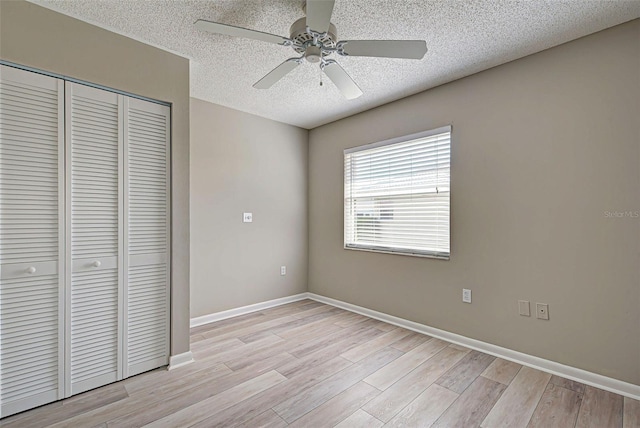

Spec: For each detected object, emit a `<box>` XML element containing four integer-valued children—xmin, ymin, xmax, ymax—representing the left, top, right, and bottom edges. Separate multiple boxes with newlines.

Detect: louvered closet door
<box><xmin>0</xmin><ymin>65</ymin><xmax>64</xmax><ymax>417</ymax></box>
<box><xmin>124</xmin><ymin>98</ymin><xmax>170</xmax><ymax>377</ymax></box>
<box><xmin>65</xmin><ymin>82</ymin><xmax>122</xmax><ymax>396</ymax></box>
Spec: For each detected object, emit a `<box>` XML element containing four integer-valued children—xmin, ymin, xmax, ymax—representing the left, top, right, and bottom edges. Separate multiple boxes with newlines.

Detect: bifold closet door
<box><xmin>124</xmin><ymin>98</ymin><xmax>170</xmax><ymax>377</ymax></box>
<box><xmin>0</xmin><ymin>67</ymin><xmax>170</xmax><ymax>416</ymax></box>
<box><xmin>65</xmin><ymin>82</ymin><xmax>122</xmax><ymax>396</ymax></box>
<box><xmin>0</xmin><ymin>65</ymin><xmax>64</xmax><ymax>417</ymax></box>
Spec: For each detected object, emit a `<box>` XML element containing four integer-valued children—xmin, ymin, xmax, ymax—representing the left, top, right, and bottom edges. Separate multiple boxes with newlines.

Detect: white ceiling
<box><xmin>31</xmin><ymin>0</ymin><xmax>640</xmax><ymax>129</ymax></box>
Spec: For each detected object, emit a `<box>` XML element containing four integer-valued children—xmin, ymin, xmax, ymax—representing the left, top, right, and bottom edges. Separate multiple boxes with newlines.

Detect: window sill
<box><xmin>344</xmin><ymin>245</ymin><xmax>450</xmax><ymax>260</ymax></box>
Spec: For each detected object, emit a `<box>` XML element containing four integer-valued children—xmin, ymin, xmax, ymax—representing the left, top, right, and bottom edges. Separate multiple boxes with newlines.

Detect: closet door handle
<box><xmin>27</xmin><ymin>266</ymin><xmax>37</xmax><ymax>274</ymax></box>
<box><xmin>92</xmin><ymin>260</ymin><xmax>102</xmax><ymax>268</ymax></box>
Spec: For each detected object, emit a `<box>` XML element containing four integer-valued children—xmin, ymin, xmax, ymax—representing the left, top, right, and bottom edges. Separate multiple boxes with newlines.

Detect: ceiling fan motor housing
<box><xmin>289</xmin><ymin>17</ymin><xmax>337</xmax><ymax>56</ymax></box>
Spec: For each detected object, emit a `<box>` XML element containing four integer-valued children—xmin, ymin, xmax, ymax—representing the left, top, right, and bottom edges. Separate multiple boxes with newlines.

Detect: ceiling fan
<box><xmin>194</xmin><ymin>0</ymin><xmax>427</xmax><ymax>100</ymax></box>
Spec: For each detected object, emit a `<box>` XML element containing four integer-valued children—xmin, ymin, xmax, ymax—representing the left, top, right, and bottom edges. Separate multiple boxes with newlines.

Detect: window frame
<box><xmin>343</xmin><ymin>125</ymin><xmax>452</xmax><ymax>260</ymax></box>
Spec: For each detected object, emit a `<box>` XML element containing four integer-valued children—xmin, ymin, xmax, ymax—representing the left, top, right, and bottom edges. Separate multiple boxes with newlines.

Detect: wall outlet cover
<box><xmin>462</xmin><ymin>289</ymin><xmax>472</xmax><ymax>303</ymax></box>
<box><xmin>243</xmin><ymin>212</ymin><xmax>253</xmax><ymax>223</ymax></box>
<box><xmin>280</xmin><ymin>266</ymin><xmax>286</xmax><ymax>276</ymax></box>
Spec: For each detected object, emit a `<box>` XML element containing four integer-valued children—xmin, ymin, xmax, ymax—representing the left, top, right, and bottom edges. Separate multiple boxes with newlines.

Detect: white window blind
<box><xmin>344</xmin><ymin>126</ymin><xmax>451</xmax><ymax>259</ymax></box>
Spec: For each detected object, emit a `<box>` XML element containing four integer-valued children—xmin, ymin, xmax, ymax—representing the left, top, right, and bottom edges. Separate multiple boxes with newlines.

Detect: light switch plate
<box><xmin>243</xmin><ymin>212</ymin><xmax>253</xmax><ymax>223</ymax></box>
<box><xmin>462</xmin><ymin>289</ymin><xmax>471</xmax><ymax>303</ymax></box>
<box><xmin>518</xmin><ymin>300</ymin><xmax>530</xmax><ymax>316</ymax></box>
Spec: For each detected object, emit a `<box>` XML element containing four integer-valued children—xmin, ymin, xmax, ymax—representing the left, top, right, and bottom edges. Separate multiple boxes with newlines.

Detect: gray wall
<box><xmin>0</xmin><ymin>1</ymin><xmax>191</xmax><ymax>356</ymax></box>
<box><xmin>308</xmin><ymin>20</ymin><xmax>640</xmax><ymax>385</ymax></box>
<box><xmin>190</xmin><ymin>98</ymin><xmax>308</xmax><ymax>318</ymax></box>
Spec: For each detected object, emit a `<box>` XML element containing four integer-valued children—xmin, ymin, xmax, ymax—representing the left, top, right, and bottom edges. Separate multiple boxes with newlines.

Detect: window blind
<box><xmin>344</xmin><ymin>126</ymin><xmax>451</xmax><ymax>259</ymax></box>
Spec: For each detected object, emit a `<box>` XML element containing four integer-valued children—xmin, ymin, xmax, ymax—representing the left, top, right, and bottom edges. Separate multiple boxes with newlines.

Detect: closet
<box><xmin>0</xmin><ymin>65</ymin><xmax>170</xmax><ymax>417</ymax></box>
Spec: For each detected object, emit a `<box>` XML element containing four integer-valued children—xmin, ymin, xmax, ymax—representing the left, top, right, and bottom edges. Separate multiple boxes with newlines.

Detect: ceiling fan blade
<box><xmin>306</xmin><ymin>0</ymin><xmax>335</xmax><ymax>33</ymax></box>
<box><xmin>340</xmin><ymin>40</ymin><xmax>427</xmax><ymax>59</ymax></box>
<box><xmin>322</xmin><ymin>61</ymin><xmax>363</xmax><ymax>100</ymax></box>
<box><xmin>253</xmin><ymin>59</ymin><xmax>301</xmax><ymax>89</ymax></box>
<box><xmin>195</xmin><ymin>19</ymin><xmax>289</xmax><ymax>45</ymax></box>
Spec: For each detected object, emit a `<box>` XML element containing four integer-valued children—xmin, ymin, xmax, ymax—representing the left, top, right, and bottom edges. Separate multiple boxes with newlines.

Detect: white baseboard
<box><xmin>168</xmin><ymin>351</ymin><xmax>194</xmax><ymax>370</ymax></box>
<box><xmin>190</xmin><ymin>293</ymin><xmax>310</xmax><ymax>328</ymax></box>
<box><xmin>187</xmin><ymin>291</ymin><xmax>639</xmax><ymax>399</ymax></box>
<box><xmin>307</xmin><ymin>292</ymin><xmax>640</xmax><ymax>400</ymax></box>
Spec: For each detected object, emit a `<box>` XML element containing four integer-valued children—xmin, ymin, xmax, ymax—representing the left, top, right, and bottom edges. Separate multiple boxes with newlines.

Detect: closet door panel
<box><xmin>0</xmin><ymin>65</ymin><xmax>64</xmax><ymax>417</ymax></box>
<box><xmin>66</xmin><ymin>82</ymin><xmax>122</xmax><ymax>395</ymax></box>
<box><xmin>124</xmin><ymin>98</ymin><xmax>170</xmax><ymax>377</ymax></box>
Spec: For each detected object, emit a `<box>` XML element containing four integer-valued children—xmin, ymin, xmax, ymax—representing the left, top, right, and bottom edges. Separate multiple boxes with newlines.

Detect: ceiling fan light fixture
<box><xmin>305</xmin><ymin>46</ymin><xmax>322</xmax><ymax>63</ymax></box>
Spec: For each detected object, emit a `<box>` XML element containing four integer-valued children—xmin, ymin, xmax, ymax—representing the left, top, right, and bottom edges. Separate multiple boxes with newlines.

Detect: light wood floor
<box><xmin>2</xmin><ymin>299</ymin><xmax>639</xmax><ymax>427</ymax></box>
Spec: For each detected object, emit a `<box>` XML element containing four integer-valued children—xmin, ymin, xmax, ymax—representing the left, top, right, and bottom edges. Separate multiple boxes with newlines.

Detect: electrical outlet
<box><xmin>280</xmin><ymin>266</ymin><xmax>286</xmax><ymax>276</ymax></box>
<box><xmin>518</xmin><ymin>300</ymin><xmax>530</xmax><ymax>317</ymax></box>
<box><xmin>462</xmin><ymin>289</ymin><xmax>472</xmax><ymax>303</ymax></box>
<box><xmin>243</xmin><ymin>212</ymin><xmax>253</xmax><ymax>223</ymax></box>
<box><xmin>536</xmin><ymin>303</ymin><xmax>549</xmax><ymax>320</ymax></box>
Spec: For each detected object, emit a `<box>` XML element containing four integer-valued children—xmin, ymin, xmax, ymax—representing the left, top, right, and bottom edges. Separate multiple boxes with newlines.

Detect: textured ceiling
<box><xmin>30</xmin><ymin>0</ymin><xmax>640</xmax><ymax>129</ymax></box>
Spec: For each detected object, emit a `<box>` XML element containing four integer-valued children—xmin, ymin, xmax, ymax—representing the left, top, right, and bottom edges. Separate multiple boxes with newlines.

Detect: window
<box><xmin>344</xmin><ymin>126</ymin><xmax>451</xmax><ymax>259</ymax></box>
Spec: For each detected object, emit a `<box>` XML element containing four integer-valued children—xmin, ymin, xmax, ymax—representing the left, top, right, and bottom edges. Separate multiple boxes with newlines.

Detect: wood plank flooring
<box><xmin>1</xmin><ymin>299</ymin><xmax>637</xmax><ymax>427</ymax></box>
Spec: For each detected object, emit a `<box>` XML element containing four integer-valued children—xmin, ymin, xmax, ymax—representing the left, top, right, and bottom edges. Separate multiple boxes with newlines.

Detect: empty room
<box><xmin>0</xmin><ymin>0</ymin><xmax>639</xmax><ymax>426</ymax></box>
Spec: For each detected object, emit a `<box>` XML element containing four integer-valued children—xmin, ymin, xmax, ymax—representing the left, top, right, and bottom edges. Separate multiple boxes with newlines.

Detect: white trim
<box><xmin>0</xmin><ymin>61</ymin><xmax>171</xmax><ymax>107</ymax></box>
<box><xmin>56</xmin><ymin>76</ymin><xmax>66</xmax><ymax>402</ymax></box>
<box><xmin>117</xmin><ymin>93</ymin><xmax>125</xmax><ymax>382</ymax></box>
<box><xmin>122</xmin><ymin>95</ymin><xmax>130</xmax><ymax>379</ymax></box>
<box><xmin>63</xmin><ymin>81</ymin><xmax>73</xmax><ymax>398</ymax></box>
<box><xmin>187</xmin><ymin>291</ymin><xmax>640</xmax><ymax>399</ymax></box>
<box><xmin>307</xmin><ymin>293</ymin><xmax>640</xmax><ymax>400</ymax></box>
<box><xmin>190</xmin><ymin>293</ymin><xmax>310</xmax><ymax>328</ymax></box>
<box><xmin>168</xmin><ymin>351</ymin><xmax>195</xmax><ymax>370</ymax></box>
